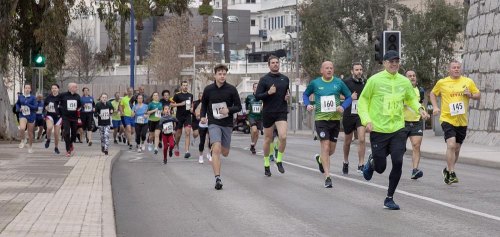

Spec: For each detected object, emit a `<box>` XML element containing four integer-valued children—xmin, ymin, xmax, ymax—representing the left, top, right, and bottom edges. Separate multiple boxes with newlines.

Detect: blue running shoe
<box><xmin>384</xmin><ymin>197</ymin><xmax>400</xmax><ymax>210</ymax></box>
<box><xmin>363</xmin><ymin>154</ymin><xmax>374</xmax><ymax>181</ymax></box>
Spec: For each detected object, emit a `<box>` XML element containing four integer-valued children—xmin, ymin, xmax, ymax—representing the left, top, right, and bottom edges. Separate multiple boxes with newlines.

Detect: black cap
<box><xmin>383</xmin><ymin>50</ymin><xmax>400</xmax><ymax>61</ymax></box>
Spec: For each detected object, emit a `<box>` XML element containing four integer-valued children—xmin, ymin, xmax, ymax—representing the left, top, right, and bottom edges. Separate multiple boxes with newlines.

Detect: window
<box><xmin>246</xmin><ymin>0</ymin><xmax>256</xmax><ymax>3</ymax></box>
<box><xmin>264</xmin><ymin>19</ymin><xmax>267</xmax><ymax>29</ymax></box>
<box><xmin>281</xmin><ymin>16</ymin><xmax>284</xmax><ymax>28</ymax></box>
<box><xmin>250</xmin><ymin>19</ymin><xmax>256</xmax><ymax>26</ymax></box>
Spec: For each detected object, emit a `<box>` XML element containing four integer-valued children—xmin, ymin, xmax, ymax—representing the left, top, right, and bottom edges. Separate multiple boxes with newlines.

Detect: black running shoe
<box><xmin>163</xmin><ymin>159</ymin><xmax>167</xmax><ymax>164</ymax></box>
<box><xmin>411</xmin><ymin>168</ymin><xmax>423</xmax><ymax>180</ymax></box>
<box><xmin>442</xmin><ymin>168</ymin><xmax>450</xmax><ymax>185</ymax></box>
<box><xmin>448</xmin><ymin>171</ymin><xmax>459</xmax><ymax>184</ymax></box>
<box><xmin>88</xmin><ymin>141</ymin><xmax>92</xmax><ymax>146</ymax></box>
<box><xmin>363</xmin><ymin>154</ymin><xmax>375</xmax><ymax>181</ymax></box>
<box><xmin>314</xmin><ymin>154</ymin><xmax>324</xmax><ymax>173</ymax></box>
<box><xmin>384</xmin><ymin>197</ymin><xmax>400</xmax><ymax>210</ymax></box>
<box><xmin>54</xmin><ymin>147</ymin><xmax>60</xmax><ymax>154</ymax></box>
<box><xmin>264</xmin><ymin>166</ymin><xmax>272</xmax><ymax>177</ymax></box>
<box><xmin>129</xmin><ymin>144</ymin><xmax>132</xmax><ymax>150</ymax></box>
<box><xmin>104</xmin><ymin>150</ymin><xmax>108</xmax><ymax>156</ymax></box>
<box><xmin>184</xmin><ymin>152</ymin><xmax>191</xmax><ymax>159</ymax></box>
<box><xmin>45</xmin><ymin>139</ymin><xmax>50</xmax><ymax>148</ymax></box>
<box><xmin>250</xmin><ymin>145</ymin><xmax>256</xmax><ymax>155</ymax></box>
<box><xmin>276</xmin><ymin>162</ymin><xmax>285</xmax><ymax>174</ymax></box>
<box><xmin>342</xmin><ymin>162</ymin><xmax>349</xmax><ymax>175</ymax></box>
<box><xmin>215</xmin><ymin>178</ymin><xmax>223</xmax><ymax>190</ymax></box>
<box><xmin>357</xmin><ymin>165</ymin><xmax>364</xmax><ymax>174</ymax></box>
<box><xmin>118</xmin><ymin>136</ymin><xmax>122</xmax><ymax>143</ymax></box>
<box><xmin>168</xmin><ymin>149</ymin><xmax>173</xmax><ymax>157</ymax></box>
<box><xmin>114</xmin><ymin>140</ymin><xmax>118</xmax><ymax>144</ymax></box>
<box><xmin>324</xmin><ymin>176</ymin><xmax>333</xmax><ymax>188</ymax></box>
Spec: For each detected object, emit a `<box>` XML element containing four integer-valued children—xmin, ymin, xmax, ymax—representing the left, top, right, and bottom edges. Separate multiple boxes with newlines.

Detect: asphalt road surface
<box><xmin>112</xmin><ymin>132</ymin><xmax>500</xmax><ymax>237</ymax></box>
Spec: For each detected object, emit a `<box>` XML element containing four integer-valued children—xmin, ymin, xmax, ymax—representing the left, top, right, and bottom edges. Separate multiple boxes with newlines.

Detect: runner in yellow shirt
<box><xmin>430</xmin><ymin>60</ymin><xmax>480</xmax><ymax>185</ymax></box>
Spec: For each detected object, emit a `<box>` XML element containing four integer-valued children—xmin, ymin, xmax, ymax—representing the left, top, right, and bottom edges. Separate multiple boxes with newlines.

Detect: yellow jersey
<box><xmin>431</xmin><ymin>76</ymin><xmax>479</xmax><ymax>126</ymax></box>
<box><xmin>404</xmin><ymin>87</ymin><xmax>421</xmax><ymax>122</ymax></box>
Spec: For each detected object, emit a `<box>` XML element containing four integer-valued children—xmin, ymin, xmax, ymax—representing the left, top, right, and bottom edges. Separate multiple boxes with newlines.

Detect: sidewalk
<box><xmin>290</xmin><ymin>129</ymin><xmax>500</xmax><ymax>169</ymax></box>
<box><xmin>0</xmin><ymin>141</ymin><xmax>119</xmax><ymax>237</ymax></box>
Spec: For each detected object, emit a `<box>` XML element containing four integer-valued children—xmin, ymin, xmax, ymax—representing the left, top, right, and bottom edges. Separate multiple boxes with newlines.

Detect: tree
<box><xmin>147</xmin><ymin>15</ymin><xmax>202</xmax><ymax>85</ymax></box>
<box><xmin>401</xmin><ymin>0</ymin><xmax>464</xmax><ymax>90</ymax></box>
<box><xmin>198</xmin><ymin>0</ymin><xmax>213</xmax><ymax>57</ymax></box>
<box><xmin>300</xmin><ymin>0</ymin><xmax>410</xmax><ymax>80</ymax></box>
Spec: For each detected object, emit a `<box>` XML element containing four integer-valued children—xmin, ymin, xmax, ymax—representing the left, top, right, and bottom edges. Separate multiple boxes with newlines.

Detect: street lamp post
<box><xmin>129</xmin><ymin>0</ymin><xmax>135</xmax><ymax>89</ymax></box>
<box><xmin>245</xmin><ymin>47</ymin><xmax>250</xmax><ymax>76</ymax></box>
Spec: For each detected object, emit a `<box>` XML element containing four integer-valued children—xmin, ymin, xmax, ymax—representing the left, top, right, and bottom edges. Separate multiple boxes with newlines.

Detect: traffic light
<box><xmin>33</xmin><ymin>53</ymin><xmax>46</xmax><ymax>68</ymax></box>
<box><xmin>374</xmin><ymin>33</ymin><xmax>383</xmax><ymax>64</ymax></box>
<box><xmin>383</xmin><ymin>31</ymin><xmax>401</xmax><ymax>57</ymax></box>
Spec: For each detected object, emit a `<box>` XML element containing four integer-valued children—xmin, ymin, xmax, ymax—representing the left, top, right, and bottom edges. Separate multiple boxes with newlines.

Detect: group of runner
<box><xmin>14</xmin><ymin>50</ymin><xmax>480</xmax><ymax>209</ymax></box>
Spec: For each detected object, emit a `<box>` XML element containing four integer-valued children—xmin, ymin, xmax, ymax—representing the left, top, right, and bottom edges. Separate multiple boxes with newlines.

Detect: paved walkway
<box><xmin>1</xmin><ymin>129</ymin><xmax>499</xmax><ymax>236</ymax></box>
<box><xmin>0</xmin><ymin>141</ymin><xmax>118</xmax><ymax>237</ymax></box>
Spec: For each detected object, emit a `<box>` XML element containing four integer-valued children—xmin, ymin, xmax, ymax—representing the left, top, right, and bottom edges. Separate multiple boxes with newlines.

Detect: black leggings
<box><xmin>135</xmin><ymin>123</ymin><xmax>148</xmax><ymax>145</ymax></box>
<box><xmin>370</xmin><ymin>129</ymin><xmax>407</xmax><ymax>197</ymax></box>
<box><xmin>198</xmin><ymin>127</ymin><xmax>210</xmax><ymax>152</ymax></box>
<box><xmin>63</xmin><ymin>118</ymin><xmax>78</xmax><ymax>152</ymax></box>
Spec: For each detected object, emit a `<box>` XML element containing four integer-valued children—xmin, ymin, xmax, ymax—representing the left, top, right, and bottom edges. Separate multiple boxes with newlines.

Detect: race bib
<box><xmin>67</xmin><ymin>100</ymin><xmax>77</xmax><ymax>111</ymax></box>
<box><xmin>47</xmin><ymin>102</ymin><xmax>56</xmax><ymax>113</ymax></box>
<box><xmin>449</xmin><ymin>101</ymin><xmax>465</xmax><ymax>116</ymax></box>
<box><xmin>383</xmin><ymin>95</ymin><xmax>403</xmax><ymax>116</ymax></box>
<box><xmin>20</xmin><ymin>105</ymin><xmax>30</xmax><ymax>116</ymax></box>
<box><xmin>162</xmin><ymin>122</ymin><xmax>174</xmax><ymax>134</ymax></box>
<box><xmin>100</xmin><ymin>109</ymin><xmax>110</xmax><ymax>120</ymax></box>
<box><xmin>136</xmin><ymin>116</ymin><xmax>145</xmax><ymax>124</ymax></box>
<box><xmin>37</xmin><ymin>107</ymin><xmax>43</xmax><ymax>114</ymax></box>
<box><xmin>186</xmin><ymin>99</ymin><xmax>191</xmax><ymax>110</ymax></box>
<box><xmin>320</xmin><ymin>95</ymin><xmax>336</xmax><ymax>112</ymax></box>
<box><xmin>212</xmin><ymin>102</ymin><xmax>228</xmax><ymax>119</ymax></box>
<box><xmin>155</xmin><ymin>110</ymin><xmax>161</xmax><ymax>118</ymax></box>
<box><xmin>252</xmin><ymin>103</ymin><xmax>262</xmax><ymax>114</ymax></box>
<box><xmin>84</xmin><ymin>103</ymin><xmax>92</xmax><ymax>112</ymax></box>
<box><xmin>351</xmin><ymin>100</ymin><xmax>358</xmax><ymax>114</ymax></box>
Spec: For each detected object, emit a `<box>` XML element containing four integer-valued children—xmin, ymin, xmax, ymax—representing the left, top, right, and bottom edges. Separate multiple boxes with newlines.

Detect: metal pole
<box><xmin>129</xmin><ymin>0</ymin><xmax>135</xmax><ymax>89</ymax></box>
<box><xmin>294</xmin><ymin>0</ymin><xmax>300</xmax><ymax>133</ymax></box>
<box><xmin>245</xmin><ymin>52</ymin><xmax>248</xmax><ymax>76</ymax></box>
<box><xmin>192</xmin><ymin>46</ymin><xmax>196</xmax><ymax>94</ymax></box>
<box><xmin>38</xmin><ymin>69</ymin><xmax>42</xmax><ymax>94</ymax></box>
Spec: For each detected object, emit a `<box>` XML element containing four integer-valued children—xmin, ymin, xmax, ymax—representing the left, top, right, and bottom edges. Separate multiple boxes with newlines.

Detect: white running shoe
<box><xmin>28</xmin><ymin>147</ymin><xmax>33</xmax><ymax>154</ymax></box>
<box><xmin>206</xmin><ymin>153</ymin><xmax>212</xmax><ymax>162</ymax></box>
<box><xmin>141</xmin><ymin>144</ymin><xmax>146</xmax><ymax>151</ymax></box>
<box><xmin>19</xmin><ymin>141</ymin><xmax>25</xmax><ymax>149</ymax></box>
<box><xmin>137</xmin><ymin>147</ymin><xmax>142</xmax><ymax>153</ymax></box>
<box><xmin>148</xmin><ymin>143</ymin><xmax>154</xmax><ymax>152</ymax></box>
<box><xmin>198</xmin><ymin>155</ymin><xmax>204</xmax><ymax>164</ymax></box>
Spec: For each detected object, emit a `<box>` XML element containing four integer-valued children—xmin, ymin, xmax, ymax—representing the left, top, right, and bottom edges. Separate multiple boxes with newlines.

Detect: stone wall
<box><xmin>463</xmin><ymin>0</ymin><xmax>500</xmax><ymax>145</ymax></box>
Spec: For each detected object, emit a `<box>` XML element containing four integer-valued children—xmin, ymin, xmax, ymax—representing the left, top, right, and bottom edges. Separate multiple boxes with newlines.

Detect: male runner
<box><xmin>245</xmin><ymin>82</ymin><xmax>263</xmax><ymax>155</ymax></box>
<box><xmin>59</xmin><ymin>83</ymin><xmax>82</xmax><ymax>157</ymax></box>
<box><xmin>171</xmin><ymin>81</ymin><xmax>194</xmax><ymax>158</ymax></box>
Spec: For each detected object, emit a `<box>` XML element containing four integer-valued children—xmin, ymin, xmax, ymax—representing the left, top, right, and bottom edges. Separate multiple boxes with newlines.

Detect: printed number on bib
<box><xmin>320</xmin><ymin>95</ymin><xmax>336</xmax><ymax>112</ymax></box>
<box><xmin>37</xmin><ymin>107</ymin><xmax>43</xmax><ymax>114</ymax></box>
<box><xmin>186</xmin><ymin>100</ymin><xmax>191</xmax><ymax>110</ymax></box>
<box><xmin>84</xmin><ymin>103</ymin><xmax>92</xmax><ymax>112</ymax></box>
<box><xmin>136</xmin><ymin>116</ymin><xmax>145</xmax><ymax>124</ymax></box>
<box><xmin>20</xmin><ymin>105</ymin><xmax>30</xmax><ymax>116</ymax></box>
<box><xmin>449</xmin><ymin>101</ymin><xmax>465</xmax><ymax>116</ymax></box>
<box><xmin>212</xmin><ymin>102</ymin><xmax>228</xmax><ymax>119</ymax></box>
<box><xmin>252</xmin><ymin>104</ymin><xmax>262</xmax><ymax>114</ymax></box>
<box><xmin>47</xmin><ymin>102</ymin><xmax>55</xmax><ymax>113</ymax></box>
<box><xmin>67</xmin><ymin>100</ymin><xmax>77</xmax><ymax>111</ymax></box>
<box><xmin>163</xmin><ymin>122</ymin><xmax>174</xmax><ymax>134</ymax></box>
<box><xmin>383</xmin><ymin>95</ymin><xmax>403</xmax><ymax>116</ymax></box>
<box><xmin>351</xmin><ymin>100</ymin><xmax>358</xmax><ymax>114</ymax></box>
<box><xmin>155</xmin><ymin>110</ymin><xmax>161</xmax><ymax>118</ymax></box>
<box><xmin>100</xmin><ymin>109</ymin><xmax>110</xmax><ymax>120</ymax></box>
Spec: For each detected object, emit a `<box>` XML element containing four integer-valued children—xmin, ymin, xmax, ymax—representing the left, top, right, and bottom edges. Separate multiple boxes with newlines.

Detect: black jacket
<box><xmin>59</xmin><ymin>91</ymin><xmax>82</xmax><ymax>120</ymax></box>
<box><xmin>95</xmin><ymin>101</ymin><xmax>113</xmax><ymax>126</ymax></box>
<box><xmin>200</xmin><ymin>82</ymin><xmax>242</xmax><ymax>127</ymax></box>
<box><xmin>343</xmin><ymin>76</ymin><xmax>365</xmax><ymax>117</ymax></box>
<box><xmin>255</xmin><ymin>72</ymin><xmax>290</xmax><ymax>114</ymax></box>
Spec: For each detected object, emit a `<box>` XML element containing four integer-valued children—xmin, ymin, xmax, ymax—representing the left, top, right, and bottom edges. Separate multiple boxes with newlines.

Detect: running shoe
<box><xmin>384</xmin><ymin>197</ymin><xmax>400</xmax><ymax>210</ymax></box>
<box><xmin>88</xmin><ymin>141</ymin><xmax>92</xmax><ymax>146</ymax></box>
<box><xmin>19</xmin><ymin>140</ymin><xmax>25</xmax><ymax>149</ymax></box>
<box><xmin>118</xmin><ymin>136</ymin><xmax>122</xmax><ymax>143</ymax></box>
<box><xmin>324</xmin><ymin>176</ymin><xmax>333</xmax><ymax>188</ymax></box>
<box><xmin>128</xmin><ymin>144</ymin><xmax>132</xmax><ymax>150</ymax></box>
<box><xmin>448</xmin><ymin>171</ymin><xmax>459</xmax><ymax>184</ymax></box>
<box><xmin>362</xmin><ymin>154</ymin><xmax>374</xmax><ymax>181</ymax></box>
<box><xmin>104</xmin><ymin>150</ymin><xmax>108</xmax><ymax>156</ymax></box>
<box><xmin>66</xmin><ymin>152</ymin><xmax>71</xmax><ymax>157</ymax></box>
<box><xmin>264</xmin><ymin>166</ymin><xmax>272</xmax><ymax>177</ymax></box>
<box><xmin>269</xmin><ymin>154</ymin><xmax>275</xmax><ymax>162</ymax></box>
<box><xmin>148</xmin><ymin>143</ymin><xmax>154</xmax><ymax>152</ymax></box>
<box><xmin>411</xmin><ymin>168</ymin><xmax>423</xmax><ymax>180</ymax></box>
<box><xmin>342</xmin><ymin>162</ymin><xmax>349</xmax><ymax>175</ymax></box>
<box><xmin>114</xmin><ymin>140</ymin><xmax>118</xmax><ymax>144</ymax></box>
<box><xmin>184</xmin><ymin>152</ymin><xmax>191</xmax><ymax>159</ymax></box>
<box><xmin>442</xmin><ymin>168</ymin><xmax>450</xmax><ymax>185</ymax></box>
<box><xmin>314</xmin><ymin>154</ymin><xmax>324</xmax><ymax>173</ymax></box>
<box><xmin>357</xmin><ymin>165</ymin><xmax>364</xmax><ymax>174</ymax></box>
<box><xmin>45</xmin><ymin>139</ymin><xmax>50</xmax><ymax>148</ymax></box>
<box><xmin>276</xmin><ymin>162</ymin><xmax>285</xmax><ymax>174</ymax></box>
<box><xmin>174</xmin><ymin>149</ymin><xmax>180</xmax><ymax>157</ymax></box>
<box><xmin>198</xmin><ymin>155</ymin><xmax>204</xmax><ymax>164</ymax></box>
<box><xmin>54</xmin><ymin>147</ymin><xmax>60</xmax><ymax>154</ymax></box>
<box><xmin>168</xmin><ymin>148</ymin><xmax>173</xmax><ymax>157</ymax></box>
<box><xmin>137</xmin><ymin>147</ymin><xmax>142</xmax><ymax>153</ymax></box>
<box><xmin>154</xmin><ymin>149</ymin><xmax>158</xmax><ymax>155</ymax></box>
<box><xmin>206</xmin><ymin>153</ymin><xmax>212</xmax><ymax>162</ymax></box>
<box><xmin>28</xmin><ymin>147</ymin><xmax>33</xmax><ymax>154</ymax></box>
<box><xmin>250</xmin><ymin>145</ymin><xmax>256</xmax><ymax>155</ymax></box>
<box><xmin>163</xmin><ymin>158</ymin><xmax>167</xmax><ymax>165</ymax></box>
<box><xmin>215</xmin><ymin>178</ymin><xmax>223</xmax><ymax>190</ymax></box>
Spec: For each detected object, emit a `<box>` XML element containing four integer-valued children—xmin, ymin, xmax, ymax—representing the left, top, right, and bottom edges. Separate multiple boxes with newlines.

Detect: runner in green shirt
<box><xmin>111</xmin><ymin>92</ymin><xmax>124</xmax><ymax>144</ymax></box>
<box><xmin>147</xmin><ymin>92</ymin><xmax>164</xmax><ymax>154</ymax></box>
<box><xmin>120</xmin><ymin>87</ymin><xmax>134</xmax><ymax>149</ymax></box>
<box><xmin>245</xmin><ymin>82</ymin><xmax>263</xmax><ymax>155</ymax></box>
<box><xmin>357</xmin><ymin>50</ymin><xmax>429</xmax><ymax>210</ymax></box>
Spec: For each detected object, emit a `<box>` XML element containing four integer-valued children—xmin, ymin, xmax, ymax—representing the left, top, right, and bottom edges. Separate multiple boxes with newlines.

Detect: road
<box><xmin>112</xmin><ymin>132</ymin><xmax>500</xmax><ymax>237</ymax></box>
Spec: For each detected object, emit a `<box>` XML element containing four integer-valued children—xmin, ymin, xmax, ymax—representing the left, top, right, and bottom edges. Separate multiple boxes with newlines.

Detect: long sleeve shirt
<box><xmin>255</xmin><ymin>72</ymin><xmax>290</xmax><ymax>114</ymax></box>
<box><xmin>200</xmin><ymin>82</ymin><xmax>242</xmax><ymax>127</ymax></box>
<box><xmin>59</xmin><ymin>91</ymin><xmax>82</xmax><ymax>120</ymax></box>
<box><xmin>16</xmin><ymin>94</ymin><xmax>37</xmax><ymax>117</ymax></box>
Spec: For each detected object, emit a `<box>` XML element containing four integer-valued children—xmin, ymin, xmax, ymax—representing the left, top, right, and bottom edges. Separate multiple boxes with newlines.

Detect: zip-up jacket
<box><xmin>59</xmin><ymin>91</ymin><xmax>82</xmax><ymax>120</ymax></box>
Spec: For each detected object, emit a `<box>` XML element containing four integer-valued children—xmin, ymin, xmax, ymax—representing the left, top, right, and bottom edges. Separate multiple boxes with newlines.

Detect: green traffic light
<box><xmin>35</xmin><ymin>56</ymin><xmax>43</xmax><ymax>63</ymax></box>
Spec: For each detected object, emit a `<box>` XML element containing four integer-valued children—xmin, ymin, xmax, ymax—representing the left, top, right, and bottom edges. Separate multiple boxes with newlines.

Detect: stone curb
<box><xmin>102</xmin><ymin>149</ymin><xmax>121</xmax><ymax>237</ymax></box>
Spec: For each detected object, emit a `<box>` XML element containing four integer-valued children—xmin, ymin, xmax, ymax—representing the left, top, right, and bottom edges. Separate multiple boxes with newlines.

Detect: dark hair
<box><xmin>82</xmin><ymin>87</ymin><xmax>89</xmax><ymax>92</ymax></box>
<box><xmin>351</xmin><ymin>62</ymin><xmax>363</xmax><ymax>70</ymax></box>
<box><xmin>161</xmin><ymin>89</ymin><xmax>170</xmax><ymax>96</ymax></box>
<box><xmin>253</xmin><ymin>82</ymin><xmax>258</xmax><ymax>87</ymax></box>
<box><xmin>151</xmin><ymin>91</ymin><xmax>159</xmax><ymax>100</ymax></box>
<box><xmin>181</xmin><ymin>81</ymin><xmax>188</xmax><ymax>85</ymax></box>
<box><xmin>51</xmin><ymin>84</ymin><xmax>60</xmax><ymax>89</ymax></box>
<box><xmin>267</xmin><ymin>55</ymin><xmax>279</xmax><ymax>65</ymax></box>
<box><xmin>213</xmin><ymin>64</ymin><xmax>229</xmax><ymax>74</ymax></box>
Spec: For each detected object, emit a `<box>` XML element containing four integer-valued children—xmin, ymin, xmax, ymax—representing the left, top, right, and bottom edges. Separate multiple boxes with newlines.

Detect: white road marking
<box><xmin>283</xmin><ymin>161</ymin><xmax>500</xmax><ymax>222</ymax></box>
<box><xmin>129</xmin><ymin>156</ymin><xmax>144</xmax><ymax>162</ymax></box>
